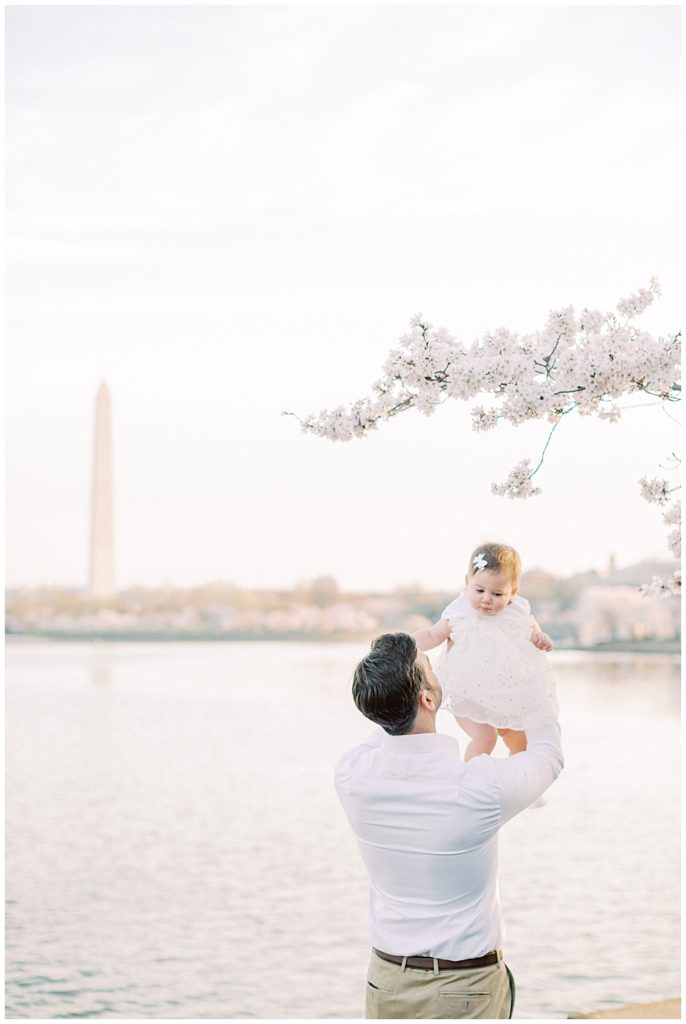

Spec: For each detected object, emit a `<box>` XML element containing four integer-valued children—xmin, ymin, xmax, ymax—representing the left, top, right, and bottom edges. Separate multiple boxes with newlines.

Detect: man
<box><xmin>334</xmin><ymin>632</ymin><xmax>564</xmax><ymax>1019</ymax></box>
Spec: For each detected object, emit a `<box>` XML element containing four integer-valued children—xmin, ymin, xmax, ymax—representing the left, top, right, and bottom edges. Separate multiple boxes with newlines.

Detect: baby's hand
<box><xmin>531</xmin><ymin>629</ymin><xmax>554</xmax><ymax>652</ymax></box>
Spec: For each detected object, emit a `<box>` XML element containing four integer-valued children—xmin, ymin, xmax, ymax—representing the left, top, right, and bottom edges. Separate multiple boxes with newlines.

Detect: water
<box><xmin>5</xmin><ymin>641</ymin><xmax>680</xmax><ymax>1019</ymax></box>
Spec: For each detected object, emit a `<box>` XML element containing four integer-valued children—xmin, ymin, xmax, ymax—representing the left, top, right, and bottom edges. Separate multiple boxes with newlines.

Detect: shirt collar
<box><xmin>381</xmin><ymin>731</ymin><xmax>459</xmax><ymax>755</ymax></box>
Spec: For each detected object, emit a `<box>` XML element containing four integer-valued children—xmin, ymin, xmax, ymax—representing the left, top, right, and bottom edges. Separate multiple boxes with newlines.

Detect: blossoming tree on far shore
<box><xmin>288</xmin><ymin>279</ymin><xmax>680</xmax><ymax>595</ymax></box>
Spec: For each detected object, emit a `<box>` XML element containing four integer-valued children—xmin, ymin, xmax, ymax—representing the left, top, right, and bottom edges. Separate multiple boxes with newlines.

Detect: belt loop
<box><xmin>400</xmin><ymin>956</ymin><xmax>407</xmax><ymax>973</ymax></box>
<box><xmin>497</xmin><ymin>948</ymin><xmax>503</xmax><ymax>963</ymax></box>
<box><xmin>433</xmin><ymin>958</ymin><xmax>439</xmax><ymax>976</ymax></box>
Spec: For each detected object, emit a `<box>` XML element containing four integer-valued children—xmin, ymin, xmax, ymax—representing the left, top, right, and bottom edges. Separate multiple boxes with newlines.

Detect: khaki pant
<box><xmin>365</xmin><ymin>949</ymin><xmax>514</xmax><ymax>1019</ymax></box>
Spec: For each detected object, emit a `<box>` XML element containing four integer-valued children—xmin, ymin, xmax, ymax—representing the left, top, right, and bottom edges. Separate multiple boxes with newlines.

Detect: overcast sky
<box><xmin>6</xmin><ymin>4</ymin><xmax>681</xmax><ymax>591</ymax></box>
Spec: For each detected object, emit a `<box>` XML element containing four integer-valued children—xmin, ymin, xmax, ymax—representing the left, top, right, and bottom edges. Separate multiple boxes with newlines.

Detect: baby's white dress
<box><xmin>435</xmin><ymin>592</ymin><xmax>558</xmax><ymax>730</ymax></box>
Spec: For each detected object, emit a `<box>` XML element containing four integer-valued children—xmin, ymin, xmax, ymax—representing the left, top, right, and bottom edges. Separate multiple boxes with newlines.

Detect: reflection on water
<box><xmin>5</xmin><ymin>642</ymin><xmax>680</xmax><ymax>1019</ymax></box>
<box><xmin>554</xmin><ymin>652</ymin><xmax>681</xmax><ymax>713</ymax></box>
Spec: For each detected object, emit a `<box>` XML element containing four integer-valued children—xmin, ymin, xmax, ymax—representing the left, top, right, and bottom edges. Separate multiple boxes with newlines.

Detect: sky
<box><xmin>5</xmin><ymin>4</ymin><xmax>681</xmax><ymax>592</ymax></box>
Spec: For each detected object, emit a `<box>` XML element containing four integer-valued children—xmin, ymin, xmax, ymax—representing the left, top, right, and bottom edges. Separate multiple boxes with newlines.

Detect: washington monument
<box><xmin>89</xmin><ymin>381</ymin><xmax>115</xmax><ymax>597</ymax></box>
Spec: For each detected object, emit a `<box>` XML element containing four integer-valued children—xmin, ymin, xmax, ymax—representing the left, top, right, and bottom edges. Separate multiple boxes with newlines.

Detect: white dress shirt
<box><xmin>334</xmin><ymin>722</ymin><xmax>563</xmax><ymax>960</ymax></box>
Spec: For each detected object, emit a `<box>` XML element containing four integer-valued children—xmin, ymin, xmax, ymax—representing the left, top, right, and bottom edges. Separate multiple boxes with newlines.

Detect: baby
<box><xmin>414</xmin><ymin>542</ymin><xmax>558</xmax><ymax>760</ymax></box>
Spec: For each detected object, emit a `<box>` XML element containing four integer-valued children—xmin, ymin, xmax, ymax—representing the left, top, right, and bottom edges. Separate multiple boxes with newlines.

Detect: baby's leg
<box><xmin>497</xmin><ymin>728</ymin><xmax>527</xmax><ymax>755</ymax></box>
<box><xmin>456</xmin><ymin>717</ymin><xmax>497</xmax><ymax>761</ymax></box>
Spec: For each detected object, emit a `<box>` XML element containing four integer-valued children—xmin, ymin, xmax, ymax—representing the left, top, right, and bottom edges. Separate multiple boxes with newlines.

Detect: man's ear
<box><xmin>419</xmin><ymin>688</ymin><xmax>437</xmax><ymax>712</ymax></box>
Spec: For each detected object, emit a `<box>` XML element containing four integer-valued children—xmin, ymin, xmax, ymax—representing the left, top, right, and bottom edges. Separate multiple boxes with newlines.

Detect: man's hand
<box><xmin>531</xmin><ymin>629</ymin><xmax>553</xmax><ymax>652</ymax></box>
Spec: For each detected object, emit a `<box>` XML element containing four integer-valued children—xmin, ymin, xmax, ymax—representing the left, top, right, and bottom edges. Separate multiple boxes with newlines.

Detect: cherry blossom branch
<box><xmin>638</xmin><ymin>479</ymin><xmax>681</xmax><ymax>597</ymax></box>
<box><xmin>287</xmin><ymin>279</ymin><xmax>680</xmax><ymax>583</ymax></box>
<box><xmin>529</xmin><ymin>416</ymin><xmax>566</xmax><ymax>478</ymax></box>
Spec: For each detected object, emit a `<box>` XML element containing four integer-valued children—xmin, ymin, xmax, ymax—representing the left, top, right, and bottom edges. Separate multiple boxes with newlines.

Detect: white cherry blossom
<box><xmin>639</xmin><ymin>571</ymin><xmax>681</xmax><ymax>598</ymax></box>
<box><xmin>491</xmin><ymin>460</ymin><xmax>542</xmax><ymax>499</ymax></box>
<box><xmin>639</xmin><ymin>477</ymin><xmax>673</xmax><ymax>506</ymax></box>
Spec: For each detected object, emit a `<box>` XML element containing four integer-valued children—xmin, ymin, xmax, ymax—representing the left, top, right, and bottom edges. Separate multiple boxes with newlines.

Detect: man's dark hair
<box><xmin>352</xmin><ymin>632</ymin><xmax>426</xmax><ymax>736</ymax></box>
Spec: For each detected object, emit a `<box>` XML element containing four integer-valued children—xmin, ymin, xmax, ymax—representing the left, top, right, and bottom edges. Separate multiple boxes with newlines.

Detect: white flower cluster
<box><xmin>298</xmin><ymin>277</ymin><xmax>678</xmax><ymax>463</ymax></box>
<box><xmin>638</xmin><ymin>479</ymin><xmax>681</xmax><ymax>587</ymax></box>
<box><xmin>638</xmin><ymin>476</ymin><xmax>672</xmax><ymax>506</ymax></box>
<box><xmin>663</xmin><ymin>500</ymin><xmax>681</xmax><ymax>560</ymax></box>
<box><xmin>616</xmin><ymin>277</ymin><xmax>662</xmax><ymax>319</ymax></box>
<box><xmin>471</xmin><ymin>406</ymin><xmax>500</xmax><ymax>432</ymax></box>
<box><xmin>490</xmin><ymin>460</ymin><xmax>542</xmax><ymax>499</ymax></box>
<box><xmin>639</xmin><ymin>571</ymin><xmax>681</xmax><ymax>598</ymax></box>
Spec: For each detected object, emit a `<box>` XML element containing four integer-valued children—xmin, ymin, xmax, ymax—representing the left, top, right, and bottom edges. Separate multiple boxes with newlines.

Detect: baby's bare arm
<box><xmin>414</xmin><ymin>618</ymin><xmax>451</xmax><ymax>651</ymax></box>
<box><xmin>530</xmin><ymin>617</ymin><xmax>554</xmax><ymax>651</ymax></box>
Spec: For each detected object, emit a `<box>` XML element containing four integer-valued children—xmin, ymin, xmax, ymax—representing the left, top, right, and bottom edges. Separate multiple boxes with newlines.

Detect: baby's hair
<box><xmin>467</xmin><ymin>543</ymin><xmax>522</xmax><ymax>587</ymax></box>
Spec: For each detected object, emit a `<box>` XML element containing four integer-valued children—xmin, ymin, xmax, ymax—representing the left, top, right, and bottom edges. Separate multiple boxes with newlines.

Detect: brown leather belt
<box><xmin>373</xmin><ymin>948</ymin><xmax>500</xmax><ymax>971</ymax></box>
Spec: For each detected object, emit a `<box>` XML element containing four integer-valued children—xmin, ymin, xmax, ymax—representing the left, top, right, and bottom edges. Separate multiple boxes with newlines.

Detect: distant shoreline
<box><xmin>4</xmin><ymin>630</ymin><xmax>681</xmax><ymax>655</ymax></box>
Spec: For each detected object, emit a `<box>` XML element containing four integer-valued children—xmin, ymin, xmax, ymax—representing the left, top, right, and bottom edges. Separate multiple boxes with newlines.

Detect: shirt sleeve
<box><xmin>492</xmin><ymin>721</ymin><xmax>564</xmax><ymax>824</ymax></box>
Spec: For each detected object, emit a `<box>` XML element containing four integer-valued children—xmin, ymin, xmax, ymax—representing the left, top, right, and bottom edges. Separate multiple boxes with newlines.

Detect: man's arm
<box><xmin>414</xmin><ymin>618</ymin><xmax>451</xmax><ymax>651</ymax></box>
<box><xmin>493</xmin><ymin>721</ymin><xmax>564</xmax><ymax>824</ymax></box>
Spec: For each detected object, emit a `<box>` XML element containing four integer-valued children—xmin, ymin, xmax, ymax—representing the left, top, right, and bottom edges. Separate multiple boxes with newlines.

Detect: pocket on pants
<box><xmin>367</xmin><ymin>979</ymin><xmax>393</xmax><ymax>994</ymax></box>
<box><xmin>366</xmin><ymin>952</ymin><xmax>404</xmax><ymax>1018</ymax></box>
<box><xmin>437</xmin><ymin>991</ymin><xmax>492</xmax><ymax>1018</ymax></box>
<box><xmin>434</xmin><ymin>962</ymin><xmax>509</xmax><ymax>1019</ymax></box>
<box><xmin>366</xmin><ymin>980</ymin><xmax>393</xmax><ymax>1019</ymax></box>
<box><xmin>366</xmin><ymin>957</ymin><xmax>394</xmax><ymax>996</ymax></box>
